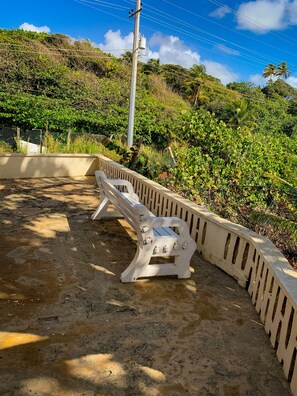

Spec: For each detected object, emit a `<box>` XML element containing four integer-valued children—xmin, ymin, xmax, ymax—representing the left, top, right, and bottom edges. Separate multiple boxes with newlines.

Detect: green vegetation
<box><xmin>252</xmin><ymin>174</ymin><xmax>297</xmax><ymax>243</ymax></box>
<box><xmin>0</xmin><ymin>29</ymin><xmax>296</xmax><ymax>264</ymax></box>
<box><xmin>0</xmin><ymin>140</ymin><xmax>13</xmax><ymax>153</ymax></box>
<box><xmin>169</xmin><ymin>110</ymin><xmax>296</xmax><ymax>206</ymax></box>
<box><xmin>0</xmin><ymin>29</ymin><xmax>188</xmax><ymax>146</ymax></box>
<box><xmin>43</xmin><ymin>133</ymin><xmax>121</xmax><ymax>161</ymax></box>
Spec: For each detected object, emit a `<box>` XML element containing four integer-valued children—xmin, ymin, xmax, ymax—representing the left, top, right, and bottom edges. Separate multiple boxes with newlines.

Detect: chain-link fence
<box><xmin>0</xmin><ymin>127</ymin><xmax>44</xmax><ymax>153</ymax></box>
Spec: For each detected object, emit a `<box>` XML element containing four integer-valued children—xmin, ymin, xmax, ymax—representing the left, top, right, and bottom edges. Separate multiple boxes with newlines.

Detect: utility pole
<box><xmin>127</xmin><ymin>0</ymin><xmax>142</xmax><ymax>148</ymax></box>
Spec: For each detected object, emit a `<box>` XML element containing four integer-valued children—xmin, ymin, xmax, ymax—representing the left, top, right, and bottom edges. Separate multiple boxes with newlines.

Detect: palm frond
<box><xmin>263</xmin><ymin>173</ymin><xmax>297</xmax><ymax>208</ymax></box>
<box><xmin>252</xmin><ymin>212</ymin><xmax>297</xmax><ymax>241</ymax></box>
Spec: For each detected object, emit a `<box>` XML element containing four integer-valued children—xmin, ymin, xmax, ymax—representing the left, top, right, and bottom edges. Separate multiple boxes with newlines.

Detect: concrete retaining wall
<box><xmin>0</xmin><ymin>154</ymin><xmax>98</xmax><ymax>179</ymax></box>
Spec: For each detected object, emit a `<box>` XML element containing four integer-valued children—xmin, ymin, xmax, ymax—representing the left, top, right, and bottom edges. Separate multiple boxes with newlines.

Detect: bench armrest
<box><xmin>148</xmin><ymin>216</ymin><xmax>190</xmax><ymax>237</ymax></box>
<box><xmin>95</xmin><ymin>172</ymin><xmax>136</xmax><ymax>197</ymax></box>
<box><xmin>108</xmin><ymin>179</ymin><xmax>139</xmax><ymax>202</ymax></box>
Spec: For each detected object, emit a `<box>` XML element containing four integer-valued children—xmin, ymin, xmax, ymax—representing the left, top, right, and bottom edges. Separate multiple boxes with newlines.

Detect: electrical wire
<box><xmin>159</xmin><ymin>0</ymin><xmax>297</xmax><ymax>62</ymax></box>
<box><xmin>208</xmin><ymin>0</ymin><xmax>297</xmax><ymax>47</ymax></box>
<box><xmin>142</xmin><ymin>3</ymin><xmax>283</xmax><ymax>66</ymax></box>
<box><xmin>76</xmin><ymin>0</ymin><xmax>130</xmax><ymax>11</ymax></box>
<box><xmin>141</xmin><ymin>13</ymin><xmax>268</xmax><ymax>67</ymax></box>
<box><xmin>0</xmin><ymin>41</ymin><xmax>131</xmax><ymax>54</ymax></box>
<box><xmin>2</xmin><ymin>0</ymin><xmax>294</xmax><ymax>86</ymax></box>
<box><xmin>74</xmin><ymin>0</ymin><xmax>295</xmax><ymax>71</ymax></box>
<box><xmin>0</xmin><ymin>61</ymin><xmax>283</xmax><ymax>107</ymax></box>
<box><xmin>122</xmin><ymin>0</ymin><xmax>296</xmax><ymax>72</ymax></box>
<box><xmin>0</xmin><ymin>47</ymin><xmax>130</xmax><ymax>59</ymax></box>
<box><xmin>74</xmin><ymin>0</ymin><xmax>133</xmax><ymax>25</ymax></box>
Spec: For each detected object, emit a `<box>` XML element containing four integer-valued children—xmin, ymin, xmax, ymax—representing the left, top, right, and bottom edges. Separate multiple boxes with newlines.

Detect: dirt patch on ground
<box><xmin>0</xmin><ymin>177</ymin><xmax>292</xmax><ymax>395</ymax></box>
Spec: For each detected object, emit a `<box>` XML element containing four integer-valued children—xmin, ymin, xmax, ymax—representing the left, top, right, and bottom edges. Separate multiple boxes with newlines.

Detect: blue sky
<box><xmin>1</xmin><ymin>0</ymin><xmax>297</xmax><ymax>86</ymax></box>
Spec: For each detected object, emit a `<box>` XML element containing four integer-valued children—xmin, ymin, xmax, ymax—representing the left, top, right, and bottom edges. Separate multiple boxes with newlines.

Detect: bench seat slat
<box><xmin>153</xmin><ymin>227</ymin><xmax>177</xmax><ymax>237</ymax></box>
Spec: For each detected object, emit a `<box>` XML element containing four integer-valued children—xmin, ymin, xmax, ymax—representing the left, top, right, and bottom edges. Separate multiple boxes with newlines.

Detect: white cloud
<box><xmin>250</xmin><ymin>73</ymin><xmax>297</xmax><ymax>88</ymax></box>
<box><xmin>19</xmin><ymin>22</ymin><xmax>50</xmax><ymax>34</ymax></box>
<box><xmin>97</xmin><ymin>29</ymin><xmax>133</xmax><ymax>55</ymax></box>
<box><xmin>235</xmin><ymin>0</ymin><xmax>297</xmax><ymax>33</ymax></box>
<box><xmin>143</xmin><ymin>49</ymin><xmax>159</xmax><ymax>61</ymax></box>
<box><xmin>98</xmin><ymin>30</ymin><xmax>238</xmax><ymax>85</ymax></box>
<box><xmin>149</xmin><ymin>33</ymin><xmax>201</xmax><ymax>69</ymax></box>
<box><xmin>288</xmin><ymin>0</ymin><xmax>297</xmax><ymax>24</ymax></box>
<box><xmin>150</xmin><ymin>34</ymin><xmax>238</xmax><ymax>84</ymax></box>
<box><xmin>209</xmin><ymin>5</ymin><xmax>231</xmax><ymax>19</ymax></box>
<box><xmin>215</xmin><ymin>44</ymin><xmax>240</xmax><ymax>56</ymax></box>
<box><xmin>249</xmin><ymin>73</ymin><xmax>268</xmax><ymax>86</ymax></box>
<box><xmin>287</xmin><ymin>75</ymin><xmax>297</xmax><ymax>87</ymax></box>
<box><xmin>204</xmin><ymin>61</ymin><xmax>239</xmax><ymax>85</ymax></box>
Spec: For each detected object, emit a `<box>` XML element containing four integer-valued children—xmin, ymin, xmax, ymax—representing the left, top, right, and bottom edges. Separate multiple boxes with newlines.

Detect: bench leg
<box><xmin>92</xmin><ymin>197</ymin><xmax>121</xmax><ymax>220</ymax></box>
<box><xmin>175</xmin><ymin>255</ymin><xmax>191</xmax><ymax>279</ymax></box>
<box><xmin>121</xmin><ymin>245</ymin><xmax>154</xmax><ymax>283</ymax></box>
<box><xmin>120</xmin><ymin>246</ymin><xmax>194</xmax><ymax>282</ymax></box>
<box><xmin>91</xmin><ymin>197</ymin><xmax>109</xmax><ymax>220</ymax></box>
<box><xmin>176</xmin><ymin>242</ymin><xmax>196</xmax><ymax>278</ymax></box>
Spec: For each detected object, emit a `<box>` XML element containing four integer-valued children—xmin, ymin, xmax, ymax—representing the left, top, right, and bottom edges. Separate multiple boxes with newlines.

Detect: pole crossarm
<box><xmin>129</xmin><ymin>8</ymin><xmax>143</xmax><ymax>18</ymax></box>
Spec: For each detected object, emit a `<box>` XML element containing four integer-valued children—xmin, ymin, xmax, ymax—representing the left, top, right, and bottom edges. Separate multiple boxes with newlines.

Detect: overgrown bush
<box><xmin>168</xmin><ymin>111</ymin><xmax>297</xmax><ymax>218</ymax></box>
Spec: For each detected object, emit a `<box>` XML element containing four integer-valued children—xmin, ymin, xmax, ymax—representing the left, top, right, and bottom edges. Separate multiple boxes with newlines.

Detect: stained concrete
<box><xmin>0</xmin><ymin>177</ymin><xmax>292</xmax><ymax>396</ymax></box>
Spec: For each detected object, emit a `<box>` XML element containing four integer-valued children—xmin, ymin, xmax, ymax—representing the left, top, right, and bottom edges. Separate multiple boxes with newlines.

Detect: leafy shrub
<box><xmin>128</xmin><ymin>144</ymin><xmax>173</xmax><ymax>179</ymax></box>
<box><xmin>252</xmin><ymin>174</ymin><xmax>297</xmax><ymax>242</ymax></box>
<box><xmin>168</xmin><ymin>111</ymin><xmax>297</xmax><ymax>218</ymax></box>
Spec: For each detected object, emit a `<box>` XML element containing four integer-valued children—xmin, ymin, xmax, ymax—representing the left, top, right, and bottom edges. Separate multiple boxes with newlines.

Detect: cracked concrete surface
<box><xmin>0</xmin><ymin>177</ymin><xmax>292</xmax><ymax>395</ymax></box>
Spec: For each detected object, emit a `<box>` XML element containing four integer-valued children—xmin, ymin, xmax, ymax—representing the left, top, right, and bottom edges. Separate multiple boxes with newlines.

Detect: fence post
<box><xmin>16</xmin><ymin>127</ymin><xmax>20</xmax><ymax>149</ymax></box>
<box><xmin>39</xmin><ymin>130</ymin><xmax>43</xmax><ymax>153</ymax></box>
<box><xmin>67</xmin><ymin>129</ymin><xmax>72</xmax><ymax>152</ymax></box>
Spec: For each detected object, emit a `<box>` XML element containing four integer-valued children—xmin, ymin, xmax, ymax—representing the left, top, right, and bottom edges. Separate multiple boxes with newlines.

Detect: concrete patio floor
<box><xmin>0</xmin><ymin>177</ymin><xmax>292</xmax><ymax>396</ymax></box>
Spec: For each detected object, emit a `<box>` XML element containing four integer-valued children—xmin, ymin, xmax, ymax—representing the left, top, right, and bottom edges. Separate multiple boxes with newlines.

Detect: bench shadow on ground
<box><xmin>0</xmin><ymin>176</ymin><xmax>292</xmax><ymax>396</ymax></box>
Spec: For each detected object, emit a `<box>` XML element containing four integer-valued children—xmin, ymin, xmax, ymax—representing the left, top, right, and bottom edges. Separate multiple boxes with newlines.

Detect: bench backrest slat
<box><xmin>102</xmin><ymin>179</ymin><xmax>152</xmax><ymax>241</ymax></box>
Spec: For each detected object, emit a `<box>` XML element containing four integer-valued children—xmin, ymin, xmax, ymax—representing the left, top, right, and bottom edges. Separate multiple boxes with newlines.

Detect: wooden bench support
<box><xmin>92</xmin><ymin>171</ymin><xmax>196</xmax><ymax>283</ymax></box>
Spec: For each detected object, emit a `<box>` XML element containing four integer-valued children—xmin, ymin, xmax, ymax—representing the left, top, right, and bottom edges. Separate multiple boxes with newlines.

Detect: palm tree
<box><xmin>276</xmin><ymin>61</ymin><xmax>291</xmax><ymax>80</ymax></box>
<box><xmin>228</xmin><ymin>98</ymin><xmax>257</xmax><ymax>129</ymax></box>
<box><xmin>262</xmin><ymin>63</ymin><xmax>277</xmax><ymax>80</ymax></box>
<box><xmin>186</xmin><ymin>64</ymin><xmax>207</xmax><ymax>106</ymax></box>
<box><xmin>142</xmin><ymin>58</ymin><xmax>161</xmax><ymax>75</ymax></box>
<box><xmin>121</xmin><ymin>51</ymin><xmax>133</xmax><ymax>65</ymax></box>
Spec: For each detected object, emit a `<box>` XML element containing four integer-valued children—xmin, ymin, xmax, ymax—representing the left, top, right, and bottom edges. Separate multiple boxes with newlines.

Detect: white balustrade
<box><xmin>98</xmin><ymin>154</ymin><xmax>297</xmax><ymax>395</ymax></box>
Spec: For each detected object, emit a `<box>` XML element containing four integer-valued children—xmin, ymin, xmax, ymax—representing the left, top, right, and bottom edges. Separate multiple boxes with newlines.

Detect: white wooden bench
<box><xmin>92</xmin><ymin>170</ymin><xmax>197</xmax><ymax>283</ymax></box>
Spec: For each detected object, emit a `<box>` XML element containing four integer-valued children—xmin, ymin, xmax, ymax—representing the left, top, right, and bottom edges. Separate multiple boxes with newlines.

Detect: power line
<box><xmin>0</xmin><ymin>83</ymin><xmax>131</xmax><ymax>108</ymax></box>
<box><xmin>88</xmin><ymin>0</ymin><xmax>262</xmax><ymax>65</ymax></box>
<box><xmin>74</xmin><ymin>0</ymin><xmax>133</xmax><ymax>25</ymax></box>
<box><xmin>0</xmin><ymin>62</ymin><xmax>288</xmax><ymax>110</ymax></box>
<box><xmin>141</xmin><ymin>13</ymin><xmax>268</xmax><ymax>67</ymax></box>
<box><xmin>208</xmin><ymin>0</ymin><xmax>297</xmax><ymax>48</ymax></box>
<box><xmin>0</xmin><ymin>47</ymin><xmax>129</xmax><ymax>59</ymax></box>
<box><xmin>0</xmin><ymin>41</ymin><xmax>131</xmax><ymax>54</ymax></box>
<box><xmin>76</xmin><ymin>0</ymin><xmax>130</xmax><ymax>11</ymax></box>
<box><xmin>73</xmin><ymin>0</ymin><xmax>296</xmax><ymax>80</ymax></box>
<box><xmin>0</xmin><ymin>25</ymin><xmax>277</xmax><ymax>77</ymax></box>
<box><xmin>160</xmin><ymin>0</ymin><xmax>297</xmax><ymax>63</ymax></box>
<box><xmin>75</xmin><ymin>0</ymin><xmax>287</xmax><ymax>70</ymax></box>
<box><xmin>141</xmin><ymin>4</ymin><xmax>283</xmax><ymax>67</ymax></box>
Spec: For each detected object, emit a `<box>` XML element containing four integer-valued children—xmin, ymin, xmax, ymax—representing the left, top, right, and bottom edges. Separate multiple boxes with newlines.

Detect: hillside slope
<box><xmin>1</xmin><ymin>29</ymin><xmax>297</xmax><ymax>143</ymax></box>
<box><xmin>0</xmin><ymin>29</ymin><xmax>190</xmax><ymax>144</ymax></box>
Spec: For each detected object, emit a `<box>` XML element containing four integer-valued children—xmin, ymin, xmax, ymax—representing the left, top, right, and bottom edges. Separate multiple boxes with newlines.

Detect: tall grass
<box><xmin>44</xmin><ymin>133</ymin><xmax>121</xmax><ymax>161</ymax></box>
<box><xmin>43</xmin><ymin>132</ymin><xmax>63</xmax><ymax>153</ymax></box>
<box><xmin>0</xmin><ymin>141</ymin><xmax>13</xmax><ymax>153</ymax></box>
